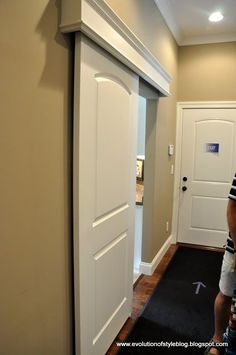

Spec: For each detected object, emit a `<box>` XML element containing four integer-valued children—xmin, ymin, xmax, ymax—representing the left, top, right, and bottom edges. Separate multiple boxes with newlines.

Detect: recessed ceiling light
<box><xmin>209</xmin><ymin>11</ymin><xmax>223</xmax><ymax>22</ymax></box>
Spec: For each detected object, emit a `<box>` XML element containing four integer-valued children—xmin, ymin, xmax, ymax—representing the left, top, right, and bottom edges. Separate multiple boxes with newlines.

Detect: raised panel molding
<box><xmin>60</xmin><ymin>0</ymin><xmax>171</xmax><ymax>96</ymax></box>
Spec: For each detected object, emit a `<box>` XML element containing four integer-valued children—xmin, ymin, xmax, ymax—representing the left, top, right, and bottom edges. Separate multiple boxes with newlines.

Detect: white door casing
<box><xmin>74</xmin><ymin>35</ymin><xmax>138</xmax><ymax>354</ymax></box>
<box><xmin>174</xmin><ymin>104</ymin><xmax>236</xmax><ymax>247</ymax></box>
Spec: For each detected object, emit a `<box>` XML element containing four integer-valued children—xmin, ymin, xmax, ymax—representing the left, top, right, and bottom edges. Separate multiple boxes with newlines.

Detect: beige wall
<box><xmin>0</xmin><ymin>1</ymin><xmax>73</xmax><ymax>354</ymax></box>
<box><xmin>178</xmin><ymin>42</ymin><xmax>236</xmax><ymax>101</ymax></box>
<box><xmin>0</xmin><ymin>0</ymin><xmax>178</xmax><ymax>351</ymax></box>
<box><xmin>107</xmin><ymin>0</ymin><xmax>178</xmax><ymax>262</ymax></box>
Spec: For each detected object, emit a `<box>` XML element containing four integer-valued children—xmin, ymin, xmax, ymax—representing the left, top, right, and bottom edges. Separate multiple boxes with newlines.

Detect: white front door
<box><xmin>73</xmin><ymin>35</ymin><xmax>138</xmax><ymax>355</ymax></box>
<box><xmin>178</xmin><ymin>108</ymin><xmax>236</xmax><ymax>247</ymax></box>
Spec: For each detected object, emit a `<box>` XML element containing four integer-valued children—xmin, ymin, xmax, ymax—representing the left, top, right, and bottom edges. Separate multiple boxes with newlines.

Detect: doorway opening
<box><xmin>134</xmin><ymin>96</ymin><xmax>146</xmax><ymax>283</ymax></box>
<box><xmin>133</xmin><ymin>79</ymin><xmax>160</xmax><ymax>283</ymax></box>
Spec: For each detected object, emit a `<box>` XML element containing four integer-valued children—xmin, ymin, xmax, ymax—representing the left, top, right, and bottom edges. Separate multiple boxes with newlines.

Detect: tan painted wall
<box><xmin>0</xmin><ymin>1</ymin><xmax>73</xmax><ymax>354</ymax></box>
<box><xmin>107</xmin><ymin>0</ymin><xmax>178</xmax><ymax>262</ymax></box>
<box><xmin>178</xmin><ymin>42</ymin><xmax>236</xmax><ymax>101</ymax></box>
<box><xmin>0</xmin><ymin>0</ymin><xmax>178</xmax><ymax>351</ymax></box>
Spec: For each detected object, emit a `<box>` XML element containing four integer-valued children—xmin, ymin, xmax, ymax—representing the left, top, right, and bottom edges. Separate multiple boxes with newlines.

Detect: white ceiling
<box><xmin>154</xmin><ymin>0</ymin><xmax>236</xmax><ymax>46</ymax></box>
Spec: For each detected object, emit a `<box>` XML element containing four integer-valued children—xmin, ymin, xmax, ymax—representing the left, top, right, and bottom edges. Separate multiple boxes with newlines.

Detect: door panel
<box><xmin>95</xmin><ymin>76</ymin><xmax>130</xmax><ymax>218</ymax></box>
<box><xmin>178</xmin><ymin>108</ymin><xmax>236</xmax><ymax>247</ymax></box>
<box><xmin>194</xmin><ymin>120</ymin><xmax>234</xmax><ymax>182</ymax></box>
<box><xmin>191</xmin><ymin>196</ymin><xmax>228</xmax><ymax>231</ymax></box>
<box><xmin>94</xmin><ymin>232</ymin><xmax>127</xmax><ymax>337</ymax></box>
<box><xmin>74</xmin><ymin>35</ymin><xmax>138</xmax><ymax>355</ymax></box>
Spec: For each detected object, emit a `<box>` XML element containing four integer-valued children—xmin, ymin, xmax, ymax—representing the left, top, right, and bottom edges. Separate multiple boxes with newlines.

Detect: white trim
<box><xmin>180</xmin><ymin>32</ymin><xmax>236</xmax><ymax>46</ymax></box>
<box><xmin>140</xmin><ymin>235</ymin><xmax>174</xmax><ymax>276</ymax></box>
<box><xmin>171</xmin><ymin>103</ymin><xmax>183</xmax><ymax>244</ymax></box>
<box><xmin>177</xmin><ymin>101</ymin><xmax>236</xmax><ymax>108</ymax></box>
<box><xmin>172</xmin><ymin>101</ymin><xmax>236</xmax><ymax>245</ymax></box>
<box><xmin>60</xmin><ymin>0</ymin><xmax>171</xmax><ymax>96</ymax></box>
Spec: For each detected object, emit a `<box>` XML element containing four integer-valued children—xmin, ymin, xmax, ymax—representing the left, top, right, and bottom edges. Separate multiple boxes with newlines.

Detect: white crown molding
<box><xmin>180</xmin><ymin>32</ymin><xmax>236</xmax><ymax>46</ymax></box>
<box><xmin>60</xmin><ymin>0</ymin><xmax>171</xmax><ymax>96</ymax></box>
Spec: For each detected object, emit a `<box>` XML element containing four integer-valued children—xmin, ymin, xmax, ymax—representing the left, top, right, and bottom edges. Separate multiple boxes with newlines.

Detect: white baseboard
<box><xmin>140</xmin><ymin>235</ymin><xmax>174</xmax><ymax>276</ymax></box>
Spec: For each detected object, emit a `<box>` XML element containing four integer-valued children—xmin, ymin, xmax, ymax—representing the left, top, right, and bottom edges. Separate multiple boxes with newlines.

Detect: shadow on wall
<box><xmin>34</xmin><ymin>0</ymin><xmax>74</xmax><ymax>233</ymax></box>
<box><xmin>36</xmin><ymin>0</ymin><xmax>74</xmax><ymax>89</ymax></box>
<box><xmin>35</xmin><ymin>0</ymin><xmax>75</xmax><ymax>350</ymax></box>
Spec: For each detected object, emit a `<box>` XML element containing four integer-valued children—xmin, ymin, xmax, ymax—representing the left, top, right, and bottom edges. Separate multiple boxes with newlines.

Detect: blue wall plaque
<box><xmin>206</xmin><ymin>143</ymin><xmax>219</xmax><ymax>153</ymax></box>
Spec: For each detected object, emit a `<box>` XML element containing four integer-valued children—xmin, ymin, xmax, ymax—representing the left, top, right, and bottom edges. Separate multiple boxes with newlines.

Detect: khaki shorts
<box><xmin>219</xmin><ymin>251</ymin><xmax>236</xmax><ymax>297</ymax></box>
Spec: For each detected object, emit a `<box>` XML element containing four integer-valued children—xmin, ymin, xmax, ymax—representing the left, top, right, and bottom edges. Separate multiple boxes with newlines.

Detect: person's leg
<box><xmin>206</xmin><ymin>250</ymin><xmax>235</xmax><ymax>354</ymax></box>
<box><xmin>214</xmin><ymin>291</ymin><xmax>231</xmax><ymax>341</ymax></box>
<box><xmin>207</xmin><ymin>291</ymin><xmax>232</xmax><ymax>354</ymax></box>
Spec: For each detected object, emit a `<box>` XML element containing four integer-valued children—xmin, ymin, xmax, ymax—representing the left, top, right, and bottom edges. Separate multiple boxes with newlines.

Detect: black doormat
<box><xmin>118</xmin><ymin>247</ymin><xmax>223</xmax><ymax>354</ymax></box>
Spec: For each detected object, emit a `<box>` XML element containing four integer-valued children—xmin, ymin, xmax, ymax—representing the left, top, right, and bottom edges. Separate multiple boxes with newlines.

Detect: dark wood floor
<box><xmin>106</xmin><ymin>244</ymin><xmax>179</xmax><ymax>355</ymax></box>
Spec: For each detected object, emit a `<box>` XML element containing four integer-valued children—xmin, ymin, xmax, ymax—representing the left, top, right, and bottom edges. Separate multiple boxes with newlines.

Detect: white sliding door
<box><xmin>73</xmin><ymin>35</ymin><xmax>139</xmax><ymax>355</ymax></box>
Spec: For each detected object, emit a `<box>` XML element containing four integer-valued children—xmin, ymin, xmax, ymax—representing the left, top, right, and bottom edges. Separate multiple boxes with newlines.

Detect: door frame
<box><xmin>172</xmin><ymin>101</ymin><xmax>236</xmax><ymax>245</ymax></box>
